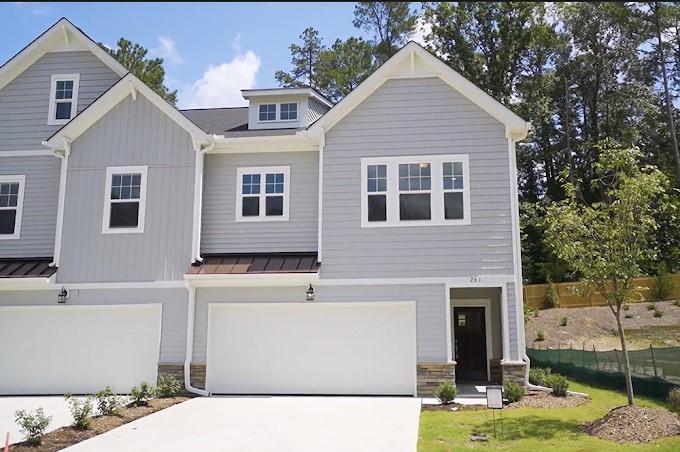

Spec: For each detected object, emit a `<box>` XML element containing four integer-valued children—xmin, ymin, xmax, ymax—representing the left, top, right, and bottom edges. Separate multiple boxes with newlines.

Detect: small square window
<box><xmin>259</xmin><ymin>104</ymin><xmax>276</xmax><ymax>121</ymax></box>
<box><xmin>265</xmin><ymin>173</ymin><xmax>284</xmax><ymax>193</ymax></box>
<box><xmin>368</xmin><ymin>194</ymin><xmax>386</xmax><ymax>222</ymax></box>
<box><xmin>49</xmin><ymin>75</ymin><xmax>79</xmax><ymax>125</ymax></box>
<box><xmin>242</xmin><ymin>174</ymin><xmax>261</xmax><ymax>195</ymax></box>
<box><xmin>109</xmin><ymin>202</ymin><xmax>139</xmax><ymax>228</ymax></box>
<box><xmin>242</xmin><ymin>197</ymin><xmax>260</xmax><ymax>216</ymax></box>
<box><xmin>266</xmin><ymin>196</ymin><xmax>283</xmax><ymax>216</ymax></box>
<box><xmin>237</xmin><ymin>166</ymin><xmax>289</xmax><ymax>221</ymax></box>
<box><xmin>444</xmin><ymin>192</ymin><xmax>464</xmax><ymax>220</ymax></box>
<box><xmin>280</xmin><ymin>103</ymin><xmax>298</xmax><ymax>120</ymax></box>
<box><xmin>55</xmin><ymin>102</ymin><xmax>72</xmax><ymax>120</ymax></box>
<box><xmin>103</xmin><ymin>166</ymin><xmax>146</xmax><ymax>233</ymax></box>
<box><xmin>399</xmin><ymin>193</ymin><xmax>431</xmax><ymax>220</ymax></box>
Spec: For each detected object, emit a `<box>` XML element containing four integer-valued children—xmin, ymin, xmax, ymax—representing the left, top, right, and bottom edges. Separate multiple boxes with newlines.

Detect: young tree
<box><xmin>275</xmin><ymin>27</ymin><xmax>326</xmax><ymax>89</ymax></box>
<box><xmin>544</xmin><ymin>144</ymin><xmax>666</xmax><ymax>405</ymax></box>
<box><xmin>353</xmin><ymin>2</ymin><xmax>417</xmax><ymax>63</ymax></box>
<box><xmin>104</xmin><ymin>38</ymin><xmax>177</xmax><ymax>105</ymax></box>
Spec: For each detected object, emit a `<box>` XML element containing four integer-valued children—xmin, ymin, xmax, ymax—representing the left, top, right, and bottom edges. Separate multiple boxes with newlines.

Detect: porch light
<box><xmin>305</xmin><ymin>284</ymin><xmax>315</xmax><ymax>301</ymax></box>
<box><xmin>58</xmin><ymin>287</ymin><xmax>68</xmax><ymax>304</ymax></box>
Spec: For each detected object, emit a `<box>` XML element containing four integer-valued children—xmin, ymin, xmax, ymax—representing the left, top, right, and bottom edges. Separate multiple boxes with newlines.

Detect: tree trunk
<box><xmin>564</xmin><ymin>78</ymin><xmax>574</xmax><ymax>185</ymax></box>
<box><xmin>615</xmin><ymin>311</ymin><xmax>635</xmax><ymax>406</ymax></box>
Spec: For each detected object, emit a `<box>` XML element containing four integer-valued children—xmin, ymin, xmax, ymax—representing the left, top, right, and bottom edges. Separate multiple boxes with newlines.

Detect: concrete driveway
<box><xmin>0</xmin><ymin>396</ymin><xmax>76</xmax><ymax>445</ymax></box>
<box><xmin>66</xmin><ymin>396</ymin><xmax>422</xmax><ymax>452</ymax></box>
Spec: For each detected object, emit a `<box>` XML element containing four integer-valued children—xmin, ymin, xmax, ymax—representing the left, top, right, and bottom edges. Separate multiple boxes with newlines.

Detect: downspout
<box><xmin>184</xmin><ymin>281</ymin><xmax>209</xmax><ymax>396</ymax></box>
<box><xmin>47</xmin><ymin>137</ymin><xmax>71</xmax><ymax>268</ymax></box>
<box><xmin>316</xmin><ymin>128</ymin><xmax>325</xmax><ymax>262</ymax></box>
<box><xmin>191</xmin><ymin>139</ymin><xmax>214</xmax><ymax>263</ymax></box>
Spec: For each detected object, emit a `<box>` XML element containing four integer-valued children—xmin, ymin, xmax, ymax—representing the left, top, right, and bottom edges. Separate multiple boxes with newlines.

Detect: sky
<box><xmin>0</xmin><ymin>2</ymin><xmax>375</xmax><ymax>109</ymax></box>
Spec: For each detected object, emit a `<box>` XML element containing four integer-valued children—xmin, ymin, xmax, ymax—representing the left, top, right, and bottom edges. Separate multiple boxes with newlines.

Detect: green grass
<box><xmin>418</xmin><ymin>380</ymin><xmax>680</xmax><ymax>451</ymax></box>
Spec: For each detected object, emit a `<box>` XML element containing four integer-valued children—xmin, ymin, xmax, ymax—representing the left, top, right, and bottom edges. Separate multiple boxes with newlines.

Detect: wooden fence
<box><xmin>523</xmin><ymin>273</ymin><xmax>680</xmax><ymax>309</ymax></box>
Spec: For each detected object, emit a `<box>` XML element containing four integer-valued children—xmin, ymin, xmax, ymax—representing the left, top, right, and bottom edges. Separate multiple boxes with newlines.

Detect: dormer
<box><xmin>241</xmin><ymin>87</ymin><xmax>333</xmax><ymax>130</ymax></box>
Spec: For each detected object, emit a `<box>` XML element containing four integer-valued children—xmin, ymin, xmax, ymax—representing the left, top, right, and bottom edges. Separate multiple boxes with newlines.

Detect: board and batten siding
<box><xmin>321</xmin><ymin>77</ymin><xmax>514</xmax><ymax>279</ymax></box>
<box><xmin>0</xmin><ymin>51</ymin><xmax>120</xmax><ymax>151</ymax></box>
<box><xmin>506</xmin><ymin>282</ymin><xmax>521</xmax><ymax>361</ymax></box>
<box><xmin>0</xmin><ymin>156</ymin><xmax>59</xmax><ymax>258</ymax></box>
<box><xmin>201</xmin><ymin>151</ymin><xmax>318</xmax><ymax>254</ymax></box>
<box><xmin>57</xmin><ymin>94</ymin><xmax>195</xmax><ymax>283</ymax></box>
<box><xmin>193</xmin><ymin>283</ymin><xmax>447</xmax><ymax>363</ymax></box>
<box><xmin>0</xmin><ymin>288</ymin><xmax>187</xmax><ymax>363</ymax></box>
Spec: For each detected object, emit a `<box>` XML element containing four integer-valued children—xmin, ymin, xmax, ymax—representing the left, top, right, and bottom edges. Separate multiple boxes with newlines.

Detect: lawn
<box><xmin>418</xmin><ymin>380</ymin><xmax>680</xmax><ymax>451</ymax></box>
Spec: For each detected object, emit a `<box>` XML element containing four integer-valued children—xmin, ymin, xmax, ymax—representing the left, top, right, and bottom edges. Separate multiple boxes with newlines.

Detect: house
<box><xmin>0</xmin><ymin>18</ymin><xmax>530</xmax><ymax>396</ymax></box>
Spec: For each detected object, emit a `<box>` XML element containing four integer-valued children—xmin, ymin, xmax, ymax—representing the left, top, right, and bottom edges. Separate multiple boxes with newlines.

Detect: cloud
<box><xmin>151</xmin><ymin>36</ymin><xmax>184</xmax><ymax>65</ymax></box>
<box><xmin>13</xmin><ymin>2</ymin><xmax>50</xmax><ymax>15</ymax></box>
<box><xmin>412</xmin><ymin>17</ymin><xmax>432</xmax><ymax>46</ymax></box>
<box><xmin>178</xmin><ymin>50</ymin><xmax>261</xmax><ymax>109</ymax></box>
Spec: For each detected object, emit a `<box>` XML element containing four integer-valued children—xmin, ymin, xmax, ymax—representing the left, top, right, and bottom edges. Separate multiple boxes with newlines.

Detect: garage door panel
<box><xmin>0</xmin><ymin>305</ymin><xmax>162</xmax><ymax>395</ymax></box>
<box><xmin>206</xmin><ymin>302</ymin><xmax>416</xmax><ymax>395</ymax></box>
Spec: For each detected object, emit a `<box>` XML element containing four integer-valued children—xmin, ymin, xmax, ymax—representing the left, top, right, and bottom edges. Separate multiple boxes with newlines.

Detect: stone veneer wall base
<box><xmin>158</xmin><ymin>363</ymin><xmax>207</xmax><ymax>393</ymax></box>
<box><xmin>417</xmin><ymin>362</ymin><xmax>455</xmax><ymax>396</ymax></box>
<box><xmin>501</xmin><ymin>362</ymin><xmax>527</xmax><ymax>384</ymax></box>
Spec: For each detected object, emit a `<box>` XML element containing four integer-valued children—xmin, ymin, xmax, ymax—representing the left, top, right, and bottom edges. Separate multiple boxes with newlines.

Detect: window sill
<box><xmin>101</xmin><ymin>228</ymin><xmax>145</xmax><ymax>235</ymax></box>
<box><xmin>361</xmin><ymin>218</ymin><xmax>471</xmax><ymax>228</ymax></box>
<box><xmin>47</xmin><ymin>118</ymin><xmax>72</xmax><ymax>126</ymax></box>
<box><xmin>0</xmin><ymin>234</ymin><xmax>20</xmax><ymax>240</ymax></box>
<box><xmin>235</xmin><ymin>216</ymin><xmax>290</xmax><ymax>223</ymax></box>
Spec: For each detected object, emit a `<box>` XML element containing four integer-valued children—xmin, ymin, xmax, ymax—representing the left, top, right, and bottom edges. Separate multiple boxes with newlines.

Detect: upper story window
<box><xmin>102</xmin><ymin>166</ymin><xmax>148</xmax><ymax>234</ymax></box>
<box><xmin>259</xmin><ymin>104</ymin><xmax>276</xmax><ymax>121</ymax></box>
<box><xmin>48</xmin><ymin>74</ymin><xmax>80</xmax><ymax>126</ymax></box>
<box><xmin>280</xmin><ymin>103</ymin><xmax>298</xmax><ymax>120</ymax></box>
<box><xmin>361</xmin><ymin>154</ymin><xmax>470</xmax><ymax>228</ymax></box>
<box><xmin>0</xmin><ymin>175</ymin><xmax>25</xmax><ymax>240</ymax></box>
<box><xmin>236</xmin><ymin>166</ymin><xmax>290</xmax><ymax>222</ymax></box>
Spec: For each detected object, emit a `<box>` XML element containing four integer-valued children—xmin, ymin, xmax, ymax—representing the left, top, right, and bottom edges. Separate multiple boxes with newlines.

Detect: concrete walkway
<box><xmin>65</xmin><ymin>396</ymin><xmax>422</xmax><ymax>452</ymax></box>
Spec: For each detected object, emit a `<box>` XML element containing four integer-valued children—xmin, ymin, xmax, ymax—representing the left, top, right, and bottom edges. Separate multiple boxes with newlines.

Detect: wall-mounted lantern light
<box><xmin>305</xmin><ymin>284</ymin><xmax>315</xmax><ymax>301</ymax></box>
<box><xmin>58</xmin><ymin>287</ymin><xmax>68</xmax><ymax>304</ymax></box>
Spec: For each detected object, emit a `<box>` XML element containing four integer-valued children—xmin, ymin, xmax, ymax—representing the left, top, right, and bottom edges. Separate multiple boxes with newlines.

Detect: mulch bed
<box><xmin>506</xmin><ymin>390</ymin><xmax>589</xmax><ymax>409</ymax></box>
<box><xmin>581</xmin><ymin>405</ymin><xmax>680</xmax><ymax>444</ymax></box>
<box><xmin>9</xmin><ymin>396</ymin><xmax>191</xmax><ymax>452</ymax></box>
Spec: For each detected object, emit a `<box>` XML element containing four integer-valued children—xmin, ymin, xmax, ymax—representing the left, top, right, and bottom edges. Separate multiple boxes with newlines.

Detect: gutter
<box><xmin>45</xmin><ymin>138</ymin><xmax>71</xmax><ymax>268</ymax></box>
<box><xmin>191</xmin><ymin>138</ymin><xmax>215</xmax><ymax>263</ymax></box>
<box><xmin>316</xmin><ymin>128</ymin><xmax>325</xmax><ymax>262</ymax></box>
<box><xmin>184</xmin><ymin>281</ymin><xmax>210</xmax><ymax>396</ymax></box>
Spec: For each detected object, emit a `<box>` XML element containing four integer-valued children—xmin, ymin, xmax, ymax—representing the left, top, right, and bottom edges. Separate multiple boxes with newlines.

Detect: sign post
<box><xmin>486</xmin><ymin>385</ymin><xmax>504</xmax><ymax>439</ymax></box>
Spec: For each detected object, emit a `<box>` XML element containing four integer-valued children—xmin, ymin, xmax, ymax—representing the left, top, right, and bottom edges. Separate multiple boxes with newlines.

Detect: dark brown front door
<box><xmin>453</xmin><ymin>307</ymin><xmax>488</xmax><ymax>382</ymax></box>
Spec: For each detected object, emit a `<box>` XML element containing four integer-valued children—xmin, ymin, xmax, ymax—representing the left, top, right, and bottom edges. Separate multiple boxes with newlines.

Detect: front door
<box><xmin>453</xmin><ymin>306</ymin><xmax>488</xmax><ymax>382</ymax></box>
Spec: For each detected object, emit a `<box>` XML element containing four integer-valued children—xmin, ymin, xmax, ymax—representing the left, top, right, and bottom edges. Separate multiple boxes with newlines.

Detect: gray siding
<box><xmin>0</xmin><ymin>288</ymin><xmax>187</xmax><ymax>363</ymax></box>
<box><xmin>57</xmin><ymin>94</ymin><xmax>194</xmax><ymax>283</ymax></box>
<box><xmin>201</xmin><ymin>152</ymin><xmax>318</xmax><ymax>254</ymax></box>
<box><xmin>507</xmin><ymin>282</ymin><xmax>520</xmax><ymax>361</ymax></box>
<box><xmin>321</xmin><ymin>77</ymin><xmax>514</xmax><ymax>278</ymax></box>
<box><xmin>0</xmin><ymin>156</ymin><xmax>59</xmax><ymax>258</ymax></box>
<box><xmin>307</xmin><ymin>98</ymin><xmax>329</xmax><ymax>125</ymax></box>
<box><xmin>194</xmin><ymin>283</ymin><xmax>447</xmax><ymax>363</ymax></box>
<box><xmin>0</xmin><ymin>51</ymin><xmax>120</xmax><ymax>151</ymax></box>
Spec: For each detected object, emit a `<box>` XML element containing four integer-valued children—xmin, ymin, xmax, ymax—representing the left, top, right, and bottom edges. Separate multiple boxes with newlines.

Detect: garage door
<box><xmin>0</xmin><ymin>304</ymin><xmax>162</xmax><ymax>395</ymax></box>
<box><xmin>206</xmin><ymin>302</ymin><xmax>416</xmax><ymax>395</ymax></box>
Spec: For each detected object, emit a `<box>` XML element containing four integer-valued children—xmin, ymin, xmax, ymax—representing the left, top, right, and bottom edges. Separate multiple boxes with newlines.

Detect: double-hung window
<box><xmin>48</xmin><ymin>74</ymin><xmax>80</xmax><ymax>125</ymax></box>
<box><xmin>236</xmin><ymin>166</ymin><xmax>290</xmax><ymax>221</ymax></box>
<box><xmin>280</xmin><ymin>103</ymin><xmax>298</xmax><ymax>120</ymax></box>
<box><xmin>259</xmin><ymin>104</ymin><xmax>276</xmax><ymax>121</ymax></box>
<box><xmin>102</xmin><ymin>166</ymin><xmax>148</xmax><ymax>234</ymax></box>
<box><xmin>361</xmin><ymin>154</ymin><xmax>470</xmax><ymax>227</ymax></box>
<box><xmin>0</xmin><ymin>175</ymin><xmax>25</xmax><ymax>239</ymax></box>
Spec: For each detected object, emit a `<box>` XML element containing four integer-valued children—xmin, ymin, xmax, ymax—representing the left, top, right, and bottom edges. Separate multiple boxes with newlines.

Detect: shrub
<box><xmin>536</xmin><ymin>330</ymin><xmax>545</xmax><ymax>341</ymax></box>
<box><xmin>546</xmin><ymin>374</ymin><xmax>569</xmax><ymax>397</ymax></box>
<box><xmin>129</xmin><ymin>382</ymin><xmax>155</xmax><ymax>407</ymax></box>
<box><xmin>523</xmin><ymin>305</ymin><xmax>534</xmax><ymax>323</ymax></box>
<box><xmin>647</xmin><ymin>303</ymin><xmax>656</xmax><ymax>311</ymax></box>
<box><xmin>654</xmin><ymin>261</ymin><xmax>675</xmax><ymax>301</ymax></box>
<box><xmin>504</xmin><ymin>380</ymin><xmax>525</xmax><ymax>403</ymax></box>
<box><xmin>654</xmin><ymin>308</ymin><xmax>664</xmax><ymax>318</ymax></box>
<box><xmin>156</xmin><ymin>375</ymin><xmax>182</xmax><ymax>398</ymax></box>
<box><xmin>66</xmin><ymin>394</ymin><xmax>93</xmax><ymax>430</ymax></box>
<box><xmin>435</xmin><ymin>382</ymin><xmax>458</xmax><ymax>405</ymax></box>
<box><xmin>624</xmin><ymin>313</ymin><xmax>633</xmax><ymax>319</ymax></box>
<box><xmin>675</xmin><ymin>300</ymin><xmax>680</xmax><ymax>307</ymax></box>
<box><xmin>545</xmin><ymin>281</ymin><xmax>558</xmax><ymax>308</ymax></box>
<box><xmin>668</xmin><ymin>387</ymin><xmax>680</xmax><ymax>413</ymax></box>
<box><xmin>559</xmin><ymin>316</ymin><xmax>568</xmax><ymax>326</ymax></box>
<box><xmin>14</xmin><ymin>408</ymin><xmax>51</xmax><ymax>446</ymax></box>
<box><xmin>623</xmin><ymin>303</ymin><xmax>630</xmax><ymax>311</ymax></box>
<box><xmin>95</xmin><ymin>386</ymin><xmax>121</xmax><ymax>416</ymax></box>
<box><xmin>529</xmin><ymin>367</ymin><xmax>553</xmax><ymax>386</ymax></box>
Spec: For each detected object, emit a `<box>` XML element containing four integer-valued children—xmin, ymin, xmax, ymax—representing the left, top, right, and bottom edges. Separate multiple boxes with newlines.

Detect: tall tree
<box><xmin>104</xmin><ymin>38</ymin><xmax>177</xmax><ymax>105</ymax></box>
<box><xmin>353</xmin><ymin>2</ymin><xmax>417</xmax><ymax>63</ymax></box>
<box><xmin>275</xmin><ymin>27</ymin><xmax>326</xmax><ymax>89</ymax></box>
<box><xmin>317</xmin><ymin>37</ymin><xmax>376</xmax><ymax>102</ymax></box>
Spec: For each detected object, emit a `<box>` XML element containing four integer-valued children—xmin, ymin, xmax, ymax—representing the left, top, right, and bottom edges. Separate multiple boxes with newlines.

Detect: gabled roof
<box><xmin>0</xmin><ymin>17</ymin><xmax>128</xmax><ymax>92</ymax></box>
<box><xmin>44</xmin><ymin>73</ymin><xmax>208</xmax><ymax>150</ymax></box>
<box><xmin>242</xmin><ymin>87</ymin><xmax>334</xmax><ymax>109</ymax></box>
<box><xmin>307</xmin><ymin>42</ymin><xmax>530</xmax><ymax>140</ymax></box>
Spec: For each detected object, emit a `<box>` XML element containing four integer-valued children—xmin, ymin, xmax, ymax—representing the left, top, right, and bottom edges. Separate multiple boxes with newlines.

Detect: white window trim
<box><xmin>258</xmin><ymin>103</ymin><xmax>277</xmax><ymax>122</ymax></box>
<box><xmin>278</xmin><ymin>102</ymin><xmax>299</xmax><ymax>122</ymax></box>
<box><xmin>0</xmin><ymin>175</ymin><xmax>26</xmax><ymax>240</ymax></box>
<box><xmin>102</xmin><ymin>165</ymin><xmax>148</xmax><ymax>234</ymax></box>
<box><xmin>47</xmin><ymin>74</ymin><xmax>80</xmax><ymax>126</ymax></box>
<box><xmin>360</xmin><ymin>154</ymin><xmax>471</xmax><ymax>228</ymax></box>
<box><xmin>236</xmin><ymin>166</ymin><xmax>290</xmax><ymax>222</ymax></box>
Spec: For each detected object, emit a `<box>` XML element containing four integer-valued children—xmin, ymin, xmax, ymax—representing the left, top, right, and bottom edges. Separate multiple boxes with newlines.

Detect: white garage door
<box><xmin>206</xmin><ymin>302</ymin><xmax>416</xmax><ymax>395</ymax></box>
<box><xmin>0</xmin><ymin>304</ymin><xmax>162</xmax><ymax>395</ymax></box>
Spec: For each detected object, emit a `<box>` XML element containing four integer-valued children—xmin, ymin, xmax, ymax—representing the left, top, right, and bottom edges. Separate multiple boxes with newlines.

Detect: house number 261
<box><xmin>469</xmin><ymin>276</ymin><xmax>482</xmax><ymax>283</ymax></box>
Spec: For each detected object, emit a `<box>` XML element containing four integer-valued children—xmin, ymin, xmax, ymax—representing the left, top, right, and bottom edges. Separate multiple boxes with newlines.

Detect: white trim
<box><xmin>0</xmin><ymin>150</ymin><xmax>55</xmax><ymax>157</ymax></box>
<box><xmin>0</xmin><ymin>280</ymin><xmax>188</xmax><ymax>291</ymax></box>
<box><xmin>0</xmin><ymin>277</ymin><xmax>54</xmax><ymax>290</ymax></box>
<box><xmin>317</xmin><ymin>129</ymin><xmax>325</xmax><ymax>261</ymax></box>
<box><xmin>444</xmin><ymin>284</ymin><xmax>453</xmax><ymax>362</ymax></box>
<box><xmin>257</xmin><ymin>103</ymin><xmax>277</xmax><ymax>122</ymax></box>
<box><xmin>0</xmin><ymin>175</ymin><xmax>26</xmax><ymax>240</ymax></box>
<box><xmin>235</xmin><ymin>166</ymin><xmax>290</xmax><ymax>222</ymax></box>
<box><xmin>500</xmin><ymin>284</ymin><xmax>511</xmax><ymax>363</ymax></box>
<box><xmin>209</xmin><ymin>134</ymin><xmax>318</xmax><ymax>154</ymax></box>
<box><xmin>360</xmin><ymin>154</ymin><xmax>471</xmax><ymax>228</ymax></box>
<box><xmin>185</xmin><ymin>282</ymin><xmax>210</xmax><ymax>396</ymax></box>
<box><xmin>186</xmin><ymin>272</ymin><xmax>319</xmax><ymax>288</ymax></box>
<box><xmin>450</xmin><ymin>298</ymin><xmax>493</xmax><ymax>381</ymax></box>
<box><xmin>0</xmin><ymin>303</ymin><xmax>163</xmax><ymax>312</ymax></box>
<box><xmin>278</xmin><ymin>101</ymin><xmax>299</xmax><ymax>121</ymax></box>
<box><xmin>242</xmin><ymin>87</ymin><xmax>334</xmax><ymax>109</ymax></box>
<box><xmin>47</xmin><ymin>73</ymin><xmax>80</xmax><ymax>126</ymax></box>
<box><xmin>102</xmin><ymin>165</ymin><xmax>148</xmax><ymax>234</ymax></box>
<box><xmin>51</xmin><ymin>146</ymin><xmax>69</xmax><ymax>266</ymax></box>
<box><xmin>191</xmin><ymin>143</ymin><xmax>211</xmax><ymax>263</ymax></box>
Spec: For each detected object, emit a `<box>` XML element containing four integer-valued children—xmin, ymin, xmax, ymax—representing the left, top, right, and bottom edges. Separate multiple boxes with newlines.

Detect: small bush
<box><xmin>14</xmin><ymin>408</ymin><xmax>51</xmax><ymax>446</ymax></box>
<box><xmin>66</xmin><ymin>394</ymin><xmax>93</xmax><ymax>430</ymax></box>
<box><xmin>156</xmin><ymin>375</ymin><xmax>182</xmax><ymax>398</ymax></box>
<box><xmin>654</xmin><ymin>308</ymin><xmax>664</xmax><ymax>318</ymax></box>
<box><xmin>529</xmin><ymin>366</ymin><xmax>553</xmax><ymax>386</ymax></box>
<box><xmin>523</xmin><ymin>305</ymin><xmax>534</xmax><ymax>323</ymax></box>
<box><xmin>654</xmin><ymin>261</ymin><xmax>675</xmax><ymax>301</ymax></box>
<box><xmin>624</xmin><ymin>313</ymin><xmax>633</xmax><ymax>319</ymax></box>
<box><xmin>504</xmin><ymin>380</ymin><xmax>525</xmax><ymax>403</ymax></box>
<box><xmin>546</xmin><ymin>374</ymin><xmax>569</xmax><ymax>397</ymax></box>
<box><xmin>129</xmin><ymin>382</ymin><xmax>155</xmax><ymax>407</ymax></box>
<box><xmin>623</xmin><ymin>303</ymin><xmax>630</xmax><ymax>311</ymax></box>
<box><xmin>647</xmin><ymin>303</ymin><xmax>656</xmax><ymax>311</ymax></box>
<box><xmin>545</xmin><ymin>281</ymin><xmax>558</xmax><ymax>308</ymax></box>
<box><xmin>559</xmin><ymin>316</ymin><xmax>568</xmax><ymax>327</ymax></box>
<box><xmin>535</xmin><ymin>330</ymin><xmax>545</xmax><ymax>341</ymax></box>
<box><xmin>668</xmin><ymin>387</ymin><xmax>680</xmax><ymax>413</ymax></box>
<box><xmin>95</xmin><ymin>386</ymin><xmax>121</xmax><ymax>416</ymax></box>
<box><xmin>435</xmin><ymin>382</ymin><xmax>458</xmax><ymax>405</ymax></box>
<box><xmin>534</xmin><ymin>309</ymin><xmax>540</xmax><ymax>318</ymax></box>
<box><xmin>674</xmin><ymin>300</ymin><xmax>680</xmax><ymax>307</ymax></box>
